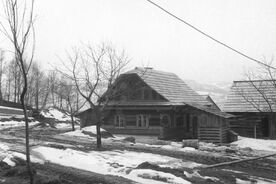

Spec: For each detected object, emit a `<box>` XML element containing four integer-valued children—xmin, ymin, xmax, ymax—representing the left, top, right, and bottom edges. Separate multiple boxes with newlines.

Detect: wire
<box><xmin>145</xmin><ymin>0</ymin><xmax>276</xmax><ymax>70</ymax></box>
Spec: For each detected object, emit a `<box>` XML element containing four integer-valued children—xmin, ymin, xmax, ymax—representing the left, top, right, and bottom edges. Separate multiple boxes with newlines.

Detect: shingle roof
<box><xmin>186</xmin><ymin>102</ymin><xmax>234</xmax><ymax>118</ymax></box>
<box><xmin>124</xmin><ymin>67</ymin><xmax>211</xmax><ymax>106</ymax></box>
<box><xmin>200</xmin><ymin>95</ymin><xmax>221</xmax><ymax>111</ymax></box>
<box><xmin>223</xmin><ymin>80</ymin><xmax>276</xmax><ymax>112</ymax></box>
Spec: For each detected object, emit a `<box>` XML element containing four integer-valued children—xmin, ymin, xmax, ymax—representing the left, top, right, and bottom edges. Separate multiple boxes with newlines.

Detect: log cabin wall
<box><xmin>229</xmin><ymin>112</ymin><xmax>276</xmax><ymax>139</ymax></box>
<box><xmin>79</xmin><ymin>109</ymin><xmax>97</xmax><ymax>128</ymax></box>
<box><xmin>269</xmin><ymin>114</ymin><xmax>276</xmax><ymax>139</ymax></box>
<box><xmin>80</xmin><ymin>107</ymin><xmax>230</xmax><ymax>143</ymax></box>
<box><xmin>198</xmin><ymin>113</ymin><xmax>229</xmax><ymax>143</ymax></box>
<box><xmin>102</xmin><ymin>109</ymin><xmax>169</xmax><ymax>135</ymax></box>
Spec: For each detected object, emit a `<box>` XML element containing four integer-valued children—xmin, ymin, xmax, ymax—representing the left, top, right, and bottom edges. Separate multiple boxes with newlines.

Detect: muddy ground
<box><xmin>1</xmin><ymin>124</ymin><xmax>276</xmax><ymax>184</ymax></box>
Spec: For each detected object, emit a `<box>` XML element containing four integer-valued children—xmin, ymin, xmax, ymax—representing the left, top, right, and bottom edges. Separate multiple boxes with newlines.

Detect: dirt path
<box><xmin>1</xmin><ymin>127</ymin><xmax>276</xmax><ymax>183</ymax></box>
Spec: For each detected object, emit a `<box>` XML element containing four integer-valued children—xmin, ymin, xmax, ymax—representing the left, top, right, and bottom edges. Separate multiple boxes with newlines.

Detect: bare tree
<box><xmin>239</xmin><ymin>58</ymin><xmax>276</xmax><ymax>112</ymax></box>
<box><xmin>60</xmin><ymin>43</ymin><xmax>129</xmax><ymax>148</ymax></box>
<box><xmin>0</xmin><ymin>49</ymin><xmax>4</xmax><ymax>100</ymax></box>
<box><xmin>3</xmin><ymin>60</ymin><xmax>13</xmax><ymax>101</ymax></box>
<box><xmin>57</xmin><ymin>78</ymin><xmax>85</xmax><ymax>131</ymax></box>
<box><xmin>0</xmin><ymin>0</ymin><xmax>35</xmax><ymax>183</ymax></box>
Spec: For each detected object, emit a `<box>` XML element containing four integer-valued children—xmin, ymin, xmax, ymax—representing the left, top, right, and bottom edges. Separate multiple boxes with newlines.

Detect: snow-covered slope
<box><xmin>40</xmin><ymin>107</ymin><xmax>71</xmax><ymax>121</ymax></box>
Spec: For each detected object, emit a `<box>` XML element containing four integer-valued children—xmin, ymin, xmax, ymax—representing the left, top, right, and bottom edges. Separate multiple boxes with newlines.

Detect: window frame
<box><xmin>114</xmin><ymin>115</ymin><xmax>125</xmax><ymax>128</ymax></box>
<box><xmin>136</xmin><ymin>114</ymin><xmax>149</xmax><ymax>128</ymax></box>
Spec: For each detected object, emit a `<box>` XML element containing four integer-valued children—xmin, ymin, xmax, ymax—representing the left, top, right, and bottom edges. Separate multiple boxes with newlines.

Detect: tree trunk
<box><xmin>20</xmin><ymin>66</ymin><xmax>33</xmax><ymax>184</ymax></box>
<box><xmin>35</xmin><ymin>81</ymin><xmax>39</xmax><ymax>110</ymax></box>
<box><xmin>14</xmin><ymin>73</ymin><xmax>17</xmax><ymax>102</ymax></box>
<box><xmin>96</xmin><ymin>121</ymin><xmax>102</xmax><ymax>149</ymax></box>
<box><xmin>41</xmin><ymin>91</ymin><xmax>49</xmax><ymax>109</ymax></box>
<box><xmin>95</xmin><ymin>107</ymin><xmax>102</xmax><ymax>149</ymax></box>
<box><xmin>70</xmin><ymin>114</ymin><xmax>75</xmax><ymax>131</ymax></box>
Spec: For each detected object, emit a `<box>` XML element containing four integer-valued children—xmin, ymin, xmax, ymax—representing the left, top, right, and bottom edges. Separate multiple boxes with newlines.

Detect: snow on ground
<box><xmin>41</xmin><ymin>107</ymin><xmax>71</xmax><ymax>121</ymax></box>
<box><xmin>0</xmin><ymin>143</ymin><xmax>44</xmax><ymax>167</ymax></box>
<box><xmin>160</xmin><ymin>144</ymin><xmax>196</xmax><ymax>152</ymax></box>
<box><xmin>32</xmin><ymin>146</ymin><xmax>195</xmax><ymax>184</ymax></box>
<box><xmin>236</xmin><ymin>177</ymin><xmax>276</xmax><ymax>184</ymax></box>
<box><xmin>55</xmin><ymin>122</ymin><xmax>80</xmax><ymax>130</ymax></box>
<box><xmin>0</xmin><ymin>120</ymin><xmax>40</xmax><ymax>130</ymax></box>
<box><xmin>81</xmin><ymin>126</ymin><xmax>107</xmax><ymax>134</ymax></box>
<box><xmin>0</xmin><ymin>105</ymin><xmax>23</xmax><ymax>111</ymax></box>
<box><xmin>62</xmin><ymin>125</ymin><xmax>112</xmax><ymax>138</ymax></box>
<box><xmin>232</xmin><ymin>137</ymin><xmax>276</xmax><ymax>152</ymax></box>
<box><xmin>128</xmin><ymin>169</ymin><xmax>190</xmax><ymax>184</ymax></box>
<box><xmin>62</xmin><ymin>128</ymin><xmax>89</xmax><ymax>137</ymax></box>
<box><xmin>184</xmin><ymin>170</ymin><xmax>219</xmax><ymax>182</ymax></box>
<box><xmin>0</xmin><ymin>114</ymin><xmax>25</xmax><ymax>119</ymax></box>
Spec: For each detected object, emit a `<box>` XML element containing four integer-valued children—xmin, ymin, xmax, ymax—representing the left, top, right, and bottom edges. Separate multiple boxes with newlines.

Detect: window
<box><xmin>114</xmin><ymin>115</ymin><xmax>125</xmax><ymax>127</ymax></box>
<box><xmin>136</xmin><ymin>114</ymin><xmax>149</xmax><ymax>128</ymax></box>
<box><xmin>161</xmin><ymin>114</ymin><xmax>171</xmax><ymax>127</ymax></box>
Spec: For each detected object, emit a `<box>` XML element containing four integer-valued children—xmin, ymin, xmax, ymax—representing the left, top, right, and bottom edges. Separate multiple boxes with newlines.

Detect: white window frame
<box><xmin>136</xmin><ymin>114</ymin><xmax>149</xmax><ymax>128</ymax></box>
<box><xmin>114</xmin><ymin>115</ymin><xmax>125</xmax><ymax>127</ymax></box>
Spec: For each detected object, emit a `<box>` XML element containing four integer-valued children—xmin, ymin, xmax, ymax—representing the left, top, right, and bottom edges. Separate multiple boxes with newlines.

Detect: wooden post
<box><xmin>254</xmin><ymin>124</ymin><xmax>257</xmax><ymax>139</ymax></box>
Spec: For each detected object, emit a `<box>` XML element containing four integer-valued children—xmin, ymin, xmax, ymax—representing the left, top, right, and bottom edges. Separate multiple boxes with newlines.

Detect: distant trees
<box><xmin>55</xmin><ymin>78</ymin><xmax>85</xmax><ymax>131</ymax></box>
<box><xmin>60</xmin><ymin>43</ymin><xmax>129</xmax><ymax>148</ymax></box>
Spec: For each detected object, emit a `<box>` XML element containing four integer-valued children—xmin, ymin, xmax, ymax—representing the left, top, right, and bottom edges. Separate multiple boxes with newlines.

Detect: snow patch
<box><xmin>62</xmin><ymin>125</ymin><xmax>110</xmax><ymax>138</ymax></box>
<box><xmin>0</xmin><ymin>121</ymin><xmax>40</xmax><ymax>130</ymax></box>
<box><xmin>128</xmin><ymin>169</ymin><xmax>190</xmax><ymax>184</ymax></box>
<box><xmin>3</xmin><ymin>156</ymin><xmax>15</xmax><ymax>166</ymax></box>
<box><xmin>232</xmin><ymin>137</ymin><xmax>276</xmax><ymax>152</ymax></box>
<box><xmin>0</xmin><ymin>105</ymin><xmax>23</xmax><ymax>111</ymax></box>
<box><xmin>184</xmin><ymin>170</ymin><xmax>219</xmax><ymax>182</ymax></box>
<box><xmin>41</xmin><ymin>108</ymin><xmax>71</xmax><ymax>121</ymax></box>
<box><xmin>236</xmin><ymin>178</ymin><xmax>276</xmax><ymax>184</ymax></box>
<box><xmin>63</xmin><ymin>129</ymin><xmax>90</xmax><ymax>138</ymax></box>
<box><xmin>32</xmin><ymin>146</ymin><xmax>200</xmax><ymax>183</ymax></box>
<box><xmin>12</xmin><ymin>152</ymin><xmax>44</xmax><ymax>164</ymax></box>
<box><xmin>0</xmin><ymin>143</ymin><xmax>9</xmax><ymax>151</ymax></box>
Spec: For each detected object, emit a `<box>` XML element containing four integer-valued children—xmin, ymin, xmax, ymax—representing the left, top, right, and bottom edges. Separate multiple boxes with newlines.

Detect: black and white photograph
<box><xmin>0</xmin><ymin>0</ymin><xmax>276</xmax><ymax>183</ymax></box>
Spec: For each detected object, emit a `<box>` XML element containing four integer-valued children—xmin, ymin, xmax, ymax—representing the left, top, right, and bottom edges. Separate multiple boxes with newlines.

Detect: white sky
<box><xmin>1</xmin><ymin>0</ymin><xmax>276</xmax><ymax>83</ymax></box>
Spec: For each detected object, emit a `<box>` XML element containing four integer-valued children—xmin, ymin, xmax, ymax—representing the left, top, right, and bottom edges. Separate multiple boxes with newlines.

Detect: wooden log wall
<box><xmin>198</xmin><ymin>127</ymin><xmax>222</xmax><ymax>143</ymax></box>
<box><xmin>229</xmin><ymin>116</ymin><xmax>262</xmax><ymax>138</ymax></box>
<box><xmin>159</xmin><ymin>127</ymin><xmax>192</xmax><ymax>141</ymax></box>
<box><xmin>102</xmin><ymin>125</ymin><xmax>160</xmax><ymax>135</ymax></box>
<box><xmin>198</xmin><ymin>115</ymin><xmax>229</xmax><ymax>143</ymax></box>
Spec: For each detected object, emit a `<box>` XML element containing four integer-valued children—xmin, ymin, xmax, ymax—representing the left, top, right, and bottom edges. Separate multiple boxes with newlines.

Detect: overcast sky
<box><xmin>1</xmin><ymin>0</ymin><xmax>276</xmax><ymax>83</ymax></box>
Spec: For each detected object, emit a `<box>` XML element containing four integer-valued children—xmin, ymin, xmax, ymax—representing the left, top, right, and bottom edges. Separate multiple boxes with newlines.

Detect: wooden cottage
<box><xmin>223</xmin><ymin>80</ymin><xmax>276</xmax><ymax>139</ymax></box>
<box><xmin>80</xmin><ymin>67</ymin><xmax>233</xmax><ymax>143</ymax></box>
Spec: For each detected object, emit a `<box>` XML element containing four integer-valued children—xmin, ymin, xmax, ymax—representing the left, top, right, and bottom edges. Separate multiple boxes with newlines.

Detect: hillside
<box><xmin>184</xmin><ymin>80</ymin><xmax>232</xmax><ymax>109</ymax></box>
